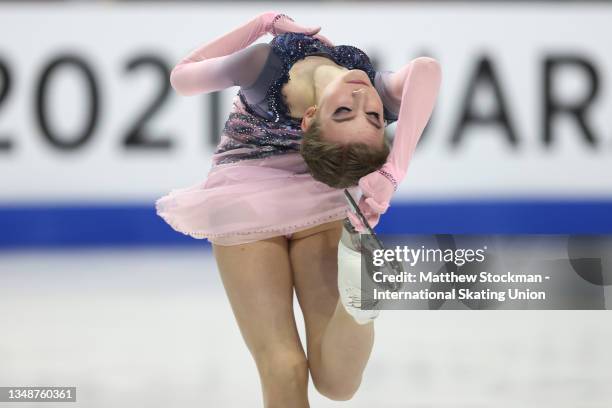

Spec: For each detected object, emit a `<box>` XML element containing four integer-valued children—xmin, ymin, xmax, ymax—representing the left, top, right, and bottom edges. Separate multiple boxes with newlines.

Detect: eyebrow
<box><xmin>332</xmin><ymin>116</ymin><xmax>382</xmax><ymax>130</ymax></box>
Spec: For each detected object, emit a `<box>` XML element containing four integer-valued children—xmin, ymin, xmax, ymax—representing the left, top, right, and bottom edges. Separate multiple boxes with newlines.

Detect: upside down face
<box><xmin>302</xmin><ymin>69</ymin><xmax>385</xmax><ymax>146</ymax></box>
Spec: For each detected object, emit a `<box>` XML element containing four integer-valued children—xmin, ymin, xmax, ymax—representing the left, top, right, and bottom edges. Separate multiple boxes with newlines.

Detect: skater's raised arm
<box><xmin>348</xmin><ymin>57</ymin><xmax>442</xmax><ymax>231</ymax></box>
<box><xmin>169</xmin><ymin>12</ymin><xmax>277</xmax><ymax>96</ymax></box>
<box><xmin>378</xmin><ymin>57</ymin><xmax>442</xmax><ymax>188</ymax></box>
<box><xmin>169</xmin><ymin>12</ymin><xmax>328</xmax><ymax>96</ymax></box>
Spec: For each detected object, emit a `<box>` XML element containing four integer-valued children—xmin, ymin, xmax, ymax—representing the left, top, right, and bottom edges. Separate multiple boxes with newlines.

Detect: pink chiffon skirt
<box><xmin>156</xmin><ymin>152</ymin><xmax>358</xmax><ymax>246</ymax></box>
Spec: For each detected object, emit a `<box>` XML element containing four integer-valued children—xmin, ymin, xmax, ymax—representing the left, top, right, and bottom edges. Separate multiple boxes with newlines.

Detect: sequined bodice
<box><xmin>238</xmin><ymin>32</ymin><xmax>389</xmax><ymax>129</ymax></box>
<box><xmin>213</xmin><ymin>32</ymin><xmax>400</xmax><ymax>166</ymax></box>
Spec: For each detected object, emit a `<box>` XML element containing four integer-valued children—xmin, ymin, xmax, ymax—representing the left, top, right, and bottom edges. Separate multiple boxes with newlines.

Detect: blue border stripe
<box><xmin>0</xmin><ymin>204</ymin><xmax>199</xmax><ymax>249</ymax></box>
<box><xmin>0</xmin><ymin>200</ymin><xmax>611</xmax><ymax>248</ymax></box>
<box><xmin>378</xmin><ymin>200</ymin><xmax>612</xmax><ymax>234</ymax></box>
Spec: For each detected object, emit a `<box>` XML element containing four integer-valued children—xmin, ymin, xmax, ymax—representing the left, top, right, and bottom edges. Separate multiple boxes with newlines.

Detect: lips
<box><xmin>346</xmin><ymin>80</ymin><xmax>370</xmax><ymax>86</ymax></box>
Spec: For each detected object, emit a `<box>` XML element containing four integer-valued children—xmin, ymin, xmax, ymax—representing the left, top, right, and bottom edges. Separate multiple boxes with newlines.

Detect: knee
<box><xmin>254</xmin><ymin>347</ymin><xmax>309</xmax><ymax>385</ymax></box>
<box><xmin>312</xmin><ymin>374</ymin><xmax>361</xmax><ymax>401</ymax></box>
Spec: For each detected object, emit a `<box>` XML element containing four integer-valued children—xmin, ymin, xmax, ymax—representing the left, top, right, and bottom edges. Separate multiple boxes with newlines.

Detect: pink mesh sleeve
<box><xmin>349</xmin><ymin>57</ymin><xmax>442</xmax><ymax>231</ymax></box>
<box><xmin>169</xmin><ymin>12</ymin><xmax>278</xmax><ymax>96</ymax></box>
<box><xmin>379</xmin><ymin>57</ymin><xmax>442</xmax><ymax>185</ymax></box>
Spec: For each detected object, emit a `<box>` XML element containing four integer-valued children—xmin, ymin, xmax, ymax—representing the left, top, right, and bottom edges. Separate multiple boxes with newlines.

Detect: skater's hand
<box><xmin>346</xmin><ymin>203</ymin><xmax>379</xmax><ymax>233</ymax></box>
<box><xmin>346</xmin><ymin>171</ymin><xmax>394</xmax><ymax>232</ymax></box>
<box><xmin>266</xmin><ymin>14</ymin><xmax>334</xmax><ymax>46</ymax></box>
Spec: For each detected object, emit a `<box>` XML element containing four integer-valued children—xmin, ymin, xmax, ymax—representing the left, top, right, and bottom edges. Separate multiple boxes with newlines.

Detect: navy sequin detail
<box><xmin>215</xmin><ymin>32</ymin><xmax>390</xmax><ymax>166</ymax></box>
<box><xmin>214</xmin><ymin>109</ymin><xmax>302</xmax><ymax>165</ymax></box>
<box><xmin>239</xmin><ymin>32</ymin><xmax>383</xmax><ymax>129</ymax></box>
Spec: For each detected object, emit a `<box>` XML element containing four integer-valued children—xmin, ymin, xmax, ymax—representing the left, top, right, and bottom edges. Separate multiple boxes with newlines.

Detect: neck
<box><xmin>312</xmin><ymin>65</ymin><xmax>347</xmax><ymax>104</ymax></box>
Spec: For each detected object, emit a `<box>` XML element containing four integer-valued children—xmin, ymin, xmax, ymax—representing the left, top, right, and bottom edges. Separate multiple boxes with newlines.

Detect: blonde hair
<box><xmin>299</xmin><ymin>118</ymin><xmax>390</xmax><ymax>188</ymax></box>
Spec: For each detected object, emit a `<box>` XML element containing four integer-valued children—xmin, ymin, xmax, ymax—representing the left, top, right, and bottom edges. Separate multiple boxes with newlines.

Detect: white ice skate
<box><xmin>337</xmin><ymin>217</ymin><xmax>380</xmax><ymax>325</ymax></box>
<box><xmin>338</xmin><ymin>190</ymin><xmax>406</xmax><ymax>325</ymax></box>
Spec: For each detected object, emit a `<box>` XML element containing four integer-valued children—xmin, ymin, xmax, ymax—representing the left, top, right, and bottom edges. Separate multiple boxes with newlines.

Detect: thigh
<box><xmin>212</xmin><ymin>236</ymin><xmax>304</xmax><ymax>361</ymax></box>
<box><xmin>288</xmin><ymin>220</ymin><xmax>344</xmax><ymax>351</ymax></box>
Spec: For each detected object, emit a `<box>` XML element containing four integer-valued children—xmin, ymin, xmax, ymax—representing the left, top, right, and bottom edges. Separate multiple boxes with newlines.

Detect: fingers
<box><xmin>346</xmin><ymin>210</ymin><xmax>365</xmax><ymax>233</ymax></box>
<box><xmin>361</xmin><ymin>203</ymin><xmax>380</xmax><ymax>229</ymax></box>
<box><xmin>283</xmin><ymin>22</ymin><xmax>321</xmax><ymax>35</ymax></box>
<box><xmin>364</xmin><ymin>197</ymin><xmax>389</xmax><ymax>214</ymax></box>
<box><xmin>293</xmin><ymin>25</ymin><xmax>320</xmax><ymax>35</ymax></box>
<box><xmin>304</xmin><ymin>25</ymin><xmax>322</xmax><ymax>35</ymax></box>
<box><xmin>313</xmin><ymin>33</ymin><xmax>334</xmax><ymax>46</ymax></box>
<box><xmin>346</xmin><ymin>199</ymin><xmax>383</xmax><ymax>232</ymax></box>
<box><xmin>366</xmin><ymin>212</ymin><xmax>381</xmax><ymax>229</ymax></box>
<box><xmin>349</xmin><ymin>197</ymin><xmax>378</xmax><ymax>230</ymax></box>
<box><xmin>347</xmin><ymin>207</ymin><xmax>380</xmax><ymax>232</ymax></box>
<box><xmin>272</xmin><ymin>20</ymin><xmax>332</xmax><ymax>45</ymax></box>
<box><xmin>273</xmin><ymin>20</ymin><xmax>329</xmax><ymax>39</ymax></box>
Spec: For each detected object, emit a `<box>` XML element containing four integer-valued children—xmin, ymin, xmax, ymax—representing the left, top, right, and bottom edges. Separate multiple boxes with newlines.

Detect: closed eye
<box><xmin>334</xmin><ymin>107</ymin><xmax>351</xmax><ymax>114</ymax></box>
<box><xmin>331</xmin><ymin>107</ymin><xmax>382</xmax><ymax>129</ymax></box>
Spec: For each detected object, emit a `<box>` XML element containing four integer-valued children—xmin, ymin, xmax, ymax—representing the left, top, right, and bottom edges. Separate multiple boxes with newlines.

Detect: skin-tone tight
<box><xmin>212</xmin><ymin>219</ymin><xmax>374</xmax><ymax>408</ymax></box>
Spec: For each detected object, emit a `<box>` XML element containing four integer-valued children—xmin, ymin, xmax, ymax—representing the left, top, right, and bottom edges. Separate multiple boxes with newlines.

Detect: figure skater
<box><xmin>156</xmin><ymin>11</ymin><xmax>441</xmax><ymax>407</ymax></box>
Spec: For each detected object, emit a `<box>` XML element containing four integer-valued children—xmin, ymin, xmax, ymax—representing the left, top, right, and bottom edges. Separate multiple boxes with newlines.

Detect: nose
<box><xmin>351</xmin><ymin>88</ymin><xmax>365</xmax><ymax>109</ymax></box>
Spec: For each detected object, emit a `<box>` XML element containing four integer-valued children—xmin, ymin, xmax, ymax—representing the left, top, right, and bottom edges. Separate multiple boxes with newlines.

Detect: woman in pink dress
<box><xmin>156</xmin><ymin>12</ymin><xmax>441</xmax><ymax>406</ymax></box>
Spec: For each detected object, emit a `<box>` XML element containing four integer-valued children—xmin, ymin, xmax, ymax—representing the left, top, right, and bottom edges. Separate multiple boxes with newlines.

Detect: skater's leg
<box><xmin>289</xmin><ymin>221</ymin><xmax>375</xmax><ymax>401</ymax></box>
<box><xmin>213</xmin><ymin>236</ymin><xmax>309</xmax><ymax>408</ymax></box>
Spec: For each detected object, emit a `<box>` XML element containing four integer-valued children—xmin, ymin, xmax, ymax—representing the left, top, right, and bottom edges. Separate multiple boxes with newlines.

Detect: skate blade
<box><xmin>344</xmin><ymin>189</ymin><xmax>405</xmax><ymax>293</ymax></box>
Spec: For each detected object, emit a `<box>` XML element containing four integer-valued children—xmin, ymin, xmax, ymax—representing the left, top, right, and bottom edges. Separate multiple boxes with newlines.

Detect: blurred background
<box><xmin>1</xmin><ymin>0</ymin><xmax>611</xmax><ymax>407</ymax></box>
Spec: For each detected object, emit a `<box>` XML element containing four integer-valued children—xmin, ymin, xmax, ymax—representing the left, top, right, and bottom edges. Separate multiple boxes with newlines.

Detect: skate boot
<box><xmin>338</xmin><ymin>190</ymin><xmax>406</xmax><ymax>324</ymax></box>
<box><xmin>337</xmin><ymin>218</ymin><xmax>380</xmax><ymax>325</ymax></box>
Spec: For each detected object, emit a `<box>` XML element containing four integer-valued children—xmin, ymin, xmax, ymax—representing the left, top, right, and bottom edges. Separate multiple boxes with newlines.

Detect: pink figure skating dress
<box><xmin>156</xmin><ymin>13</ymin><xmax>441</xmax><ymax>246</ymax></box>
